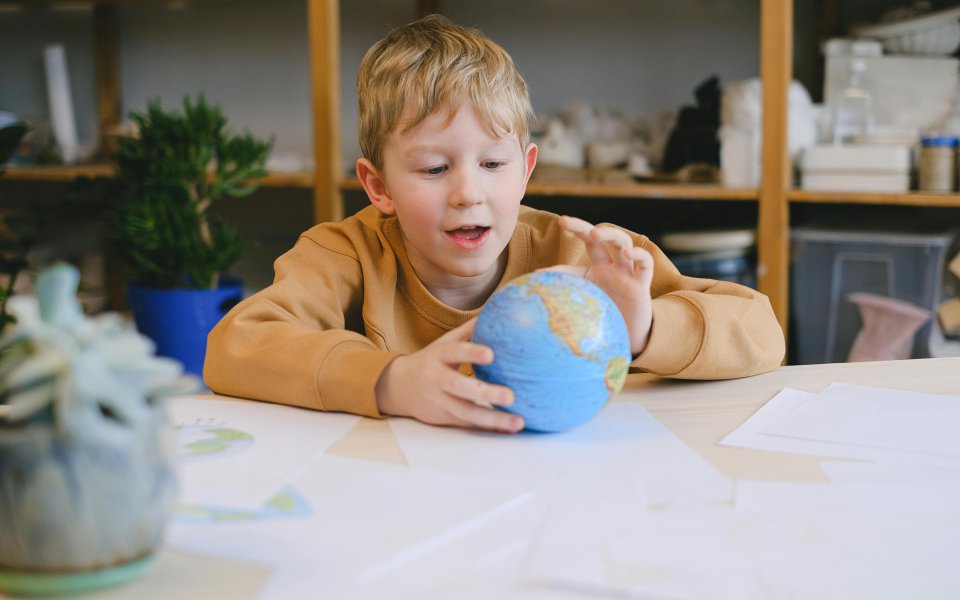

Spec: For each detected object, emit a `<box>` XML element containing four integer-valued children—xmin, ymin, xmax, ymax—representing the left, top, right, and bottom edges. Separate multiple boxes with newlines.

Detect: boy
<box><xmin>204</xmin><ymin>15</ymin><xmax>784</xmax><ymax>434</ymax></box>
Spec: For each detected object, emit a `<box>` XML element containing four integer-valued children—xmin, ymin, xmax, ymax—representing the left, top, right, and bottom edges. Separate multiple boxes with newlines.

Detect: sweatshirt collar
<box><xmin>381</xmin><ymin>216</ymin><xmax>534</xmax><ymax>329</ymax></box>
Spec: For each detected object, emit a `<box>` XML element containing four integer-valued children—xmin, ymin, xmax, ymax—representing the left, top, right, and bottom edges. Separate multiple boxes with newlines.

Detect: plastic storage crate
<box><xmin>669</xmin><ymin>251</ymin><xmax>756</xmax><ymax>289</ymax></box>
<box><xmin>791</xmin><ymin>228</ymin><xmax>954</xmax><ymax>364</ymax></box>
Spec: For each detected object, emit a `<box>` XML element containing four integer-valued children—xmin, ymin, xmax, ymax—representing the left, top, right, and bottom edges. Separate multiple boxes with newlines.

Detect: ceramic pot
<box><xmin>127</xmin><ymin>278</ymin><xmax>243</xmax><ymax>377</ymax></box>
<box><xmin>0</xmin><ymin>264</ymin><xmax>192</xmax><ymax>596</ymax></box>
<box><xmin>847</xmin><ymin>292</ymin><xmax>931</xmax><ymax>362</ymax></box>
<box><xmin>0</xmin><ymin>401</ymin><xmax>177</xmax><ymax>574</ymax></box>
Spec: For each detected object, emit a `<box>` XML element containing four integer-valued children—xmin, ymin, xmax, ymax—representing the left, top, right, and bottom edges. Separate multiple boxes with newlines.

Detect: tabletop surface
<box><xmin>5</xmin><ymin>357</ymin><xmax>959</xmax><ymax>600</ymax></box>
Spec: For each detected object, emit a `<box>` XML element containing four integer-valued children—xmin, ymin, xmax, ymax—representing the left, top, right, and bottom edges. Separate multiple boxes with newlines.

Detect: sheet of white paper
<box><xmin>720</xmin><ymin>388</ymin><xmax>960</xmax><ymax>468</ymax></box>
<box><xmin>736</xmin><ymin>478</ymin><xmax>960</xmax><ymax>515</ymax></box>
<box><xmin>167</xmin><ymin>395</ymin><xmax>360</xmax><ymax>510</ymax></box>
<box><xmin>390</xmin><ymin>401</ymin><xmax>732</xmax><ymax>508</ymax></box>
<box><xmin>760</xmin><ymin>383</ymin><xmax>960</xmax><ymax>457</ymax></box>
<box><xmin>391</xmin><ymin>401</ymin><xmax>732</xmax><ymax>574</ymax></box>
<box><xmin>168</xmin><ymin>455</ymin><xmax>542</xmax><ymax>600</ymax></box>
<box><xmin>814</xmin><ymin>461</ymin><xmax>960</xmax><ymax>513</ymax></box>
<box><xmin>819</xmin><ymin>460</ymin><xmax>960</xmax><ymax>486</ymax></box>
<box><xmin>537</xmin><ymin>502</ymin><xmax>960</xmax><ymax>600</ymax></box>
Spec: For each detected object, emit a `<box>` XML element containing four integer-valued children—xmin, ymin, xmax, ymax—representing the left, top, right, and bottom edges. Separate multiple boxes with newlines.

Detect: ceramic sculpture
<box><xmin>847</xmin><ymin>292</ymin><xmax>931</xmax><ymax>362</ymax></box>
<box><xmin>0</xmin><ymin>263</ymin><xmax>196</xmax><ymax>596</ymax></box>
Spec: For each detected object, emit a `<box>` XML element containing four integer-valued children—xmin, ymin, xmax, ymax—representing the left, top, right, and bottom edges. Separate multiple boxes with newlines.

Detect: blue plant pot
<box><xmin>126</xmin><ymin>278</ymin><xmax>243</xmax><ymax>377</ymax></box>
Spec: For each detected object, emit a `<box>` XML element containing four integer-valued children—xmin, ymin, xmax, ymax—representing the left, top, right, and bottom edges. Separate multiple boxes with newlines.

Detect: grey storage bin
<box><xmin>791</xmin><ymin>228</ymin><xmax>954</xmax><ymax>364</ymax></box>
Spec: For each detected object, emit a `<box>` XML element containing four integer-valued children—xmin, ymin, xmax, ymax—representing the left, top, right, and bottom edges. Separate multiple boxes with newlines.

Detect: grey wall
<box><xmin>1</xmin><ymin>0</ymin><xmax>766</xmax><ymax>171</ymax></box>
<box><xmin>0</xmin><ymin>0</ymin><xmax>838</xmax><ymax>291</ymax></box>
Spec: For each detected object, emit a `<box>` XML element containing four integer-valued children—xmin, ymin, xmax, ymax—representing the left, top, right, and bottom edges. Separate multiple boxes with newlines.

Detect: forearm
<box><xmin>205</xmin><ymin>308</ymin><xmax>400</xmax><ymax>418</ymax></box>
<box><xmin>633</xmin><ymin>284</ymin><xmax>785</xmax><ymax>379</ymax></box>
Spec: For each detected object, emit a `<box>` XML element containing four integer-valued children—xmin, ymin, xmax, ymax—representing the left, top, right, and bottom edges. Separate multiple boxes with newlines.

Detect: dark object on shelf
<box><xmin>0</xmin><ymin>121</ymin><xmax>27</xmax><ymax>170</ymax></box>
<box><xmin>0</xmin><ymin>119</ymin><xmax>28</xmax><ymax>330</ymax></box>
<box><xmin>662</xmin><ymin>76</ymin><xmax>721</xmax><ymax>174</ymax></box>
<box><xmin>670</xmin><ymin>251</ymin><xmax>756</xmax><ymax>289</ymax></box>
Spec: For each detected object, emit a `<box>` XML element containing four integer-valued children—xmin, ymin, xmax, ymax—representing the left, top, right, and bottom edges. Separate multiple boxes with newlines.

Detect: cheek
<box><xmin>394</xmin><ymin>192</ymin><xmax>440</xmax><ymax>230</ymax></box>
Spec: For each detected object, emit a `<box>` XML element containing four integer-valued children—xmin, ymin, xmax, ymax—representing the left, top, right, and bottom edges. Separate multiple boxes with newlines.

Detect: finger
<box><xmin>558</xmin><ymin>215</ymin><xmax>595</xmax><ymax>236</ymax></box>
<box><xmin>592</xmin><ymin>225</ymin><xmax>633</xmax><ymax>250</ymax></box>
<box><xmin>624</xmin><ymin>246</ymin><xmax>655</xmax><ymax>285</ymax></box>
<box><xmin>442</xmin><ymin>371</ymin><xmax>514</xmax><ymax>406</ymax></box>
<box><xmin>559</xmin><ymin>216</ymin><xmax>614</xmax><ymax>266</ymax></box>
<box><xmin>439</xmin><ymin>339</ymin><xmax>495</xmax><ymax>366</ymax></box>
<box><xmin>582</xmin><ymin>228</ymin><xmax>616</xmax><ymax>266</ymax></box>
<box><xmin>446</xmin><ymin>397</ymin><xmax>525</xmax><ymax>433</ymax></box>
<box><xmin>590</xmin><ymin>226</ymin><xmax>634</xmax><ymax>268</ymax></box>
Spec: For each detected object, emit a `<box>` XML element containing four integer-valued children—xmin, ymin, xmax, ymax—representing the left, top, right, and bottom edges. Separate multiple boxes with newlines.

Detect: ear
<box><xmin>356</xmin><ymin>158</ymin><xmax>395</xmax><ymax>215</ymax></box>
<box><xmin>522</xmin><ymin>142</ymin><xmax>539</xmax><ymax>187</ymax></box>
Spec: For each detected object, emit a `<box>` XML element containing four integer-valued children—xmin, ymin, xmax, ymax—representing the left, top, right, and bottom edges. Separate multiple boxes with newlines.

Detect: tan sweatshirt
<box><xmin>204</xmin><ymin>205</ymin><xmax>785</xmax><ymax>417</ymax></box>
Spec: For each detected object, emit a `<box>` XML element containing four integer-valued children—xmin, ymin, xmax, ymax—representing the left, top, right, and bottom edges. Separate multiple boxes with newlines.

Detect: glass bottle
<box><xmin>832</xmin><ymin>59</ymin><xmax>875</xmax><ymax>145</ymax></box>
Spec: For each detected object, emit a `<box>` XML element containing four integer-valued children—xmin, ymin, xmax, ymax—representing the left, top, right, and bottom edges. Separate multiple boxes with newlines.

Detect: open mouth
<box><xmin>447</xmin><ymin>226</ymin><xmax>489</xmax><ymax>240</ymax></box>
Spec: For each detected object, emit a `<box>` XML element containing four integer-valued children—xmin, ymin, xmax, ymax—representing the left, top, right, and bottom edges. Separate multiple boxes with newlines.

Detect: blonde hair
<box><xmin>357</xmin><ymin>14</ymin><xmax>535</xmax><ymax>170</ymax></box>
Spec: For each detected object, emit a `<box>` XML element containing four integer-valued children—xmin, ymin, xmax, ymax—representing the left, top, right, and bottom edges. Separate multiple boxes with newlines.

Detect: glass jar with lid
<box><xmin>918</xmin><ymin>136</ymin><xmax>958</xmax><ymax>193</ymax></box>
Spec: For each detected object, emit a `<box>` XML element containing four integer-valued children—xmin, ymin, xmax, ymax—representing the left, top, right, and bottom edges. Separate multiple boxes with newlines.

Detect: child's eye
<box><xmin>422</xmin><ymin>165</ymin><xmax>447</xmax><ymax>176</ymax></box>
<box><xmin>482</xmin><ymin>161</ymin><xmax>506</xmax><ymax>170</ymax></box>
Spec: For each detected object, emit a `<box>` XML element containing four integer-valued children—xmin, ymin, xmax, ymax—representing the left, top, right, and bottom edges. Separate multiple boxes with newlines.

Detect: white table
<box><xmin>25</xmin><ymin>357</ymin><xmax>960</xmax><ymax>599</ymax></box>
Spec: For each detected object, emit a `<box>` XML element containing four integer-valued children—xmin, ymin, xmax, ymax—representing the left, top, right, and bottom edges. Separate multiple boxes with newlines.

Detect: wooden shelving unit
<box><xmin>9</xmin><ymin>0</ymin><xmax>959</xmax><ymax>341</ymax></box>
<box><xmin>4</xmin><ymin>164</ymin><xmax>315</xmax><ymax>188</ymax></box>
<box><xmin>340</xmin><ymin>176</ymin><xmax>759</xmax><ymax>201</ymax></box>
<box><xmin>790</xmin><ymin>189</ymin><xmax>960</xmax><ymax>208</ymax></box>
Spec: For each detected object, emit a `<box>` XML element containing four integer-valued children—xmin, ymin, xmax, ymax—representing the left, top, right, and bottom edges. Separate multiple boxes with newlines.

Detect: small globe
<box><xmin>473</xmin><ymin>271</ymin><xmax>631</xmax><ymax>432</ymax></box>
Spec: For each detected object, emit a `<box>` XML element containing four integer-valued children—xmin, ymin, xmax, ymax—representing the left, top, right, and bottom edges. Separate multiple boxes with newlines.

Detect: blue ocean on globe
<box><xmin>473</xmin><ymin>271</ymin><xmax>631</xmax><ymax>432</ymax></box>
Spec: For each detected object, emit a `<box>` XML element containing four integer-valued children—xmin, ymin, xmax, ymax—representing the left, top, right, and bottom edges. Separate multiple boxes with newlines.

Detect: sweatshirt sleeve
<box><xmin>203</xmin><ymin>233</ymin><xmax>399</xmax><ymax>418</ymax></box>
<box><xmin>631</xmin><ymin>238</ymin><xmax>785</xmax><ymax>379</ymax></box>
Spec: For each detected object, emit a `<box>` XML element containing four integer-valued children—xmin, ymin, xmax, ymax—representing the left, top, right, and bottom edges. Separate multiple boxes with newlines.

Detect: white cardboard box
<box><xmin>801</xmin><ymin>144</ymin><xmax>911</xmax><ymax>173</ymax></box>
<box><xmin>800</xmin><ymin>172</ymin><xmax>910</xmax><ymax>193</ymax></box>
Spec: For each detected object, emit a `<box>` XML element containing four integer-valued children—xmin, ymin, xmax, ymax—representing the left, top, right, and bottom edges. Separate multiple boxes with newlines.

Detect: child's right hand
<box><xmin>375</xmin><ymin>318</ymin><xmax>524</xmax><ymax>433</ymax></box>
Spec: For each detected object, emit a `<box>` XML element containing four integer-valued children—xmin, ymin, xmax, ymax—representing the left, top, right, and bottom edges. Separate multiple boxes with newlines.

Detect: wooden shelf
<box><xmin>790</xmin><ymin>189</ymin><xmax>960</xmax><ymax>208</ymax></box>
<box><xmin>339</xmin><ymin>176</ymin><xmax>758</xmax><ymax>201</ymax></box>
<box><xmin>3</xmin><ymin>165</ymin><xmax>314</xmax><ymax>188</ymax></box>
<box><xmin>4</xmin><ymin>164</ymin><xmax>114</xmax><ymax>181</ymax></box>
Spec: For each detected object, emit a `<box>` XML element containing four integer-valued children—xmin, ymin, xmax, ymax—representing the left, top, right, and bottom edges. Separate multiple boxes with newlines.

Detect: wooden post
<box><xmin>92</xmin><ymin>3</ymin><xmax>120</xmax><ymax>159</ymax></box>
<box><xmin>307</xmin><ymin>0</ymin><xmax>342</xmax><ymax>223</ymax></box>
<box><xmin>92</xmin><ymin>3</ymin><xmax>125</xmax><ymax>310</ymax></box>
<box><xmin>758</xmin><ymin>0</ymin><xmax>792</xmax><ymax>343</ymax></box>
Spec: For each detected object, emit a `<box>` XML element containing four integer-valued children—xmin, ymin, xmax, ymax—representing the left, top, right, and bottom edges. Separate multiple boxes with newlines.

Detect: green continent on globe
<box><xmin>523</xmin><ymin>278</ymin><xmax>603</xmax><ymax>359</ymax></box>
<box><xmin>181</xmin><ymin>428</ymin><xmax>253</xmax><ymax>458</ymax></box>
<box><xmin>605</xmin><ymin>357</ymin><xmax>629</xmax><ymax>392</ymax></box>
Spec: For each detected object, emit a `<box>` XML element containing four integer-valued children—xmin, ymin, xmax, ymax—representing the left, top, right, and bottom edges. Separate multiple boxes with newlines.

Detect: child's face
<box><xmin>369</xmin><ymin>103</ymin><xmax>537</xmax><ymax>290</ymax></box>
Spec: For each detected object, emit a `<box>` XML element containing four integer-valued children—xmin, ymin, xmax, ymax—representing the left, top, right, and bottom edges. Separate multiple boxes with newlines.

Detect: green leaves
<box><xmin>110</xmin><ymin>95</ymin><xmax>271</xmax><ymax>289</ymax></box>
<box><xmin>0</xmin><ymin>122</ymin><xmax>27</xmax><ymax>174</ymax></box>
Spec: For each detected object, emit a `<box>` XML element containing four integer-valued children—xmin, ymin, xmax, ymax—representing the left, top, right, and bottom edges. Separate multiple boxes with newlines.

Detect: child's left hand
<box><xmin>554</xmin><ymin>215</ymin><xmax>654</xmax><ymax>356</ymax></box>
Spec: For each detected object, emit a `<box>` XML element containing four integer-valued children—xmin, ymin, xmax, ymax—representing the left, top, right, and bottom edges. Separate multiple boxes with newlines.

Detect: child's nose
<box><xmin>449</xmin><ymin>170</ymin><xmax>484</xmax><ymax>208</ymax></box>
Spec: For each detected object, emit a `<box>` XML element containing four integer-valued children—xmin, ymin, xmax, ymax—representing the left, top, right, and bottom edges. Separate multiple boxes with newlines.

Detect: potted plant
<box><xmin>0</xmin><ymin>263</ymin><xmax>196</xmax><ymax>596</ymax></box>
<box><xmin>109</xmin><ymin>95</ymin><xmax>272</xmax><ymax>377</ymax></box>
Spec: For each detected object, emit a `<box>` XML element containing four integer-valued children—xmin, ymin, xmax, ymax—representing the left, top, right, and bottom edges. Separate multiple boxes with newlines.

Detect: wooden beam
<box><xmin>307</xmin><ymin>0</ymin><xmax>342</xmax><ymax>223</ymax></box>
<box><xmin>758</xmin><ymin>0</ymin><xmax>792</xmax><ymax>341</ymax></box>
<box><xmin>92</xmin><ymin>2</ymin><xmax>120</xmax><ymax>159</ymax></box>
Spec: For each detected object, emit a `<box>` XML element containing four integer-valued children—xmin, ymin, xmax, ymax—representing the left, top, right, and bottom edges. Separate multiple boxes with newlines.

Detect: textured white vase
<box><xmin>0</xmin><ymin>404</ymin><xmax>177</xmax><ymax>572</ymax></box>
<box><xmin>0</xmin><ymin>264</ymin><xmax>194</xmax><ymax>581</ymax></box>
